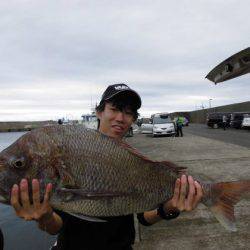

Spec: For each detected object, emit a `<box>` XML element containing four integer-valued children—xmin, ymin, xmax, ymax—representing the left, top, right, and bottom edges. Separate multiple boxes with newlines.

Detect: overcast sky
<box><xmin>0</xmin><ymin>0</ymin><xmax>249</xmax><ymax>121</ymax></box>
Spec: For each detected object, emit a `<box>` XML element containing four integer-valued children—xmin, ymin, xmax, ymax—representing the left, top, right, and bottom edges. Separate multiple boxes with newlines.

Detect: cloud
<box><xmin>0</xmin><ymin>1</ymin><xmax>249</xmax><ymax>120</ymax></box>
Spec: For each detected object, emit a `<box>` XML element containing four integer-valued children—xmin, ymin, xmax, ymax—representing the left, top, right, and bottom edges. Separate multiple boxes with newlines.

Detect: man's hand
<box><xmin>164</xmin><ymin>175</ymin><xmax>203</xmax><ymax>212</ymax></box>
<box><xmin>11</xmin><ymin>178</ymin><xmax>53</xmax><ymax>222</ymax></box>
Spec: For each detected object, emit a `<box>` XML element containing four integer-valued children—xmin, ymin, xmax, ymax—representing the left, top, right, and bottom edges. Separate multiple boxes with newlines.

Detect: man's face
<box><xmin>97</xmin><ymin>103</ymin><xmax>135</xmax><ymax>139</ymax></box>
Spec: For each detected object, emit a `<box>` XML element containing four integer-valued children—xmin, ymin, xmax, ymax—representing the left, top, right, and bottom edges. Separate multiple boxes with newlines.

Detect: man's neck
<box><xmin>98</xmin><ymin>129</ymin><xmax>123</xmax><ymax>141</ymax></box>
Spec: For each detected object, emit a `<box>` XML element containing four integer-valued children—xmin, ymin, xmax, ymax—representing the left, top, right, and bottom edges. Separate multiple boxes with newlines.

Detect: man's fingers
<box><xmin>10</xmin><ymin>184</ymin><xmax>22</xmax><ymax>213</ymax></box>
<box><xmin>20</xmin><ymin>179</ymin><xmax>31</xmax><ymax>210</ymax></box>
<box><xmin>186</xmin><ymin>176</ymin><xmax>195</xmax><ymax>211</ymax></box>
<box><xmin>179</xmin><ymin>175</ymin><xmax>187</xmax><ymax>205</ymax></box>
<box><xmin>171</xmin><ymin>178</ymin><xmax>180</xmax><ymax>206</ymax></box>
<box><xmin>192</xmin><ymin>181</ymin><xmax>203</xmax><ymax>208</ymax></box>
<box><xmin>32</xmin><ymin>179</ymin><xmax>40</xmax><ymax>209</ymax></box>
<box><xmin>195</xmin><ymin>181</ymin><xmax>203</xmax><ymax>197</ymax></box>
<box><xmin>174</xmin><ymin>178</ymin><xmax>181</xmax><ymax>196</ymax></box>
<box><xmin>44</xmin><ymin>183</ymin><xmax>52</xmax><ymax>203</ymax></box>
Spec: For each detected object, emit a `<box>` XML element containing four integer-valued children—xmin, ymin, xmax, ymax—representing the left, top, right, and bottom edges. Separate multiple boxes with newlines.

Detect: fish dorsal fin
<box><xmin>118</xmin><ymin>140</ymin><xmax>187</xmax><ymax>175</ymax></box>
<box><xmin>158</xmin><ymin>161</ymin><xmax>187</xmax><ymax>175</ymax></box>
<box><xmin>119</xmin><ymin>140</ymin><xmax>155</xmax><ymax>163</ymax></box>
<box><xmin>99</xmin><ymin>132</ymin><xmax>187</xmax><ymax>174</ymax></box>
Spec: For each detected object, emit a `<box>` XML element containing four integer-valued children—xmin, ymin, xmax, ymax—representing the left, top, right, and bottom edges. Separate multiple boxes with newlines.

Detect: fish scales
<box><xmin>39</xmin><ymin>125</ymin><xmax>174</xmax><ymax>216</ymax></box>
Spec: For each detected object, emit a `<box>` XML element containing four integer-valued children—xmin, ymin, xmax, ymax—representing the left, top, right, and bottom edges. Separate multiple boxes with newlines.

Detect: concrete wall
<box><xmin>171</xmin><ymin>101</ymin><xmax>250</xmax><ymax>124</ymax></box>
<box><xmin>169</xmin><ymin>112</ymin><xmax>191</xmax><ymax>121</ymax></box>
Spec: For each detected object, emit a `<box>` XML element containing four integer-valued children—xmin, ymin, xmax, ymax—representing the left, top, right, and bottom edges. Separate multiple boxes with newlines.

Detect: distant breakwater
<box><xmin>0</xmin><ymin>121</ymin><xmax>57</xmax><ymax>132</ymax></box>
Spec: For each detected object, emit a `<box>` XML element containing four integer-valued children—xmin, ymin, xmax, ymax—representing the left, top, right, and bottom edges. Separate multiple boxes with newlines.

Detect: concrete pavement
<box><xmin>127</xmin><ymin>130</ymin><xmax>250</xmax><ymax>250</ymax></box>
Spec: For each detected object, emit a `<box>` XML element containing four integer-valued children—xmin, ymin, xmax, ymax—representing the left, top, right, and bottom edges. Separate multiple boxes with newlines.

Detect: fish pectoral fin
<box><xmin>57</xmin><ymin>166</ymin><xmax>77</xmax><ymax>187</ymax></box>
<box><xmin>58</xmin><ymin>188</ymin><xmax>129</xmax><ymax>199</ymax></box>
<box><xmin>67</xmin><ymin>212</ymin><xmax>107</xmax><ymax>222</ymax></box>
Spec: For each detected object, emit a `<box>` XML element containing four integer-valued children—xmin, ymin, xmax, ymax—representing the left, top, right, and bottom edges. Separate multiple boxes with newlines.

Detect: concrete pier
<box><xmin>127</xmin><ymin>129</ymin><xmax>250</xmax><ymax>250</ymax></box>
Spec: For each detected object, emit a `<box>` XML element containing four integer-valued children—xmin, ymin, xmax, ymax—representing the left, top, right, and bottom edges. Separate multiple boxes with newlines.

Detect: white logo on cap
<box><xmin>114</xmin><ymin>85</ymin><xmax>129</xmax><ymax>90</ymax></box>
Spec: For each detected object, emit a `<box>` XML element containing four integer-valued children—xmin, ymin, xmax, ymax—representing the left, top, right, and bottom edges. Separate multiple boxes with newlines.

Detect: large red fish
<box><xmin>0</xmin><ymin>125</ymin><xmax>249</xmax><ymax>231</ymax></box>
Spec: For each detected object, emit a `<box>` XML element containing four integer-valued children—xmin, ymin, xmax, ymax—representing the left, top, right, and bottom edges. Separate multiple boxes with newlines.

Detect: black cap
<box><xmin>101</xmin><ymin>83</ymin><xmax>141</xmax><ymax>109</ymax></box>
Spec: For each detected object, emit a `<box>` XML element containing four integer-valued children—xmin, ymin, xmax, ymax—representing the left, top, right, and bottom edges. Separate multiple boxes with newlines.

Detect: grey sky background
<box><xmin>0</xmin><ymin>0</ymin><xmax>249</xmax><ymax>121</ymax></box>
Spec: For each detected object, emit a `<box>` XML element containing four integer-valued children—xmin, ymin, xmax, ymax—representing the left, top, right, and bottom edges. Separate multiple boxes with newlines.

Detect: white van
<box><xmin>151</xmin><ymin>113</ymin><xmax>176</xmax><ymax>137</ymax></box>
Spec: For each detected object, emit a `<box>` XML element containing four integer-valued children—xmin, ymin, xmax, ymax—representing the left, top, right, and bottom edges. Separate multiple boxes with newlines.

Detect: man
<box><xmin>222</xmin><ymin>114</ymin><xmax>227</xmax><ymax>130</ymax></box>
<box><xmin>10</xmin><ymin>83</ymin><xmax>202</xmax><ymax>250</ymax></box>
<box><xmin>175</xmin><ymin>116</ymin><xmax>183</xmax><ymax>137</ymax></box>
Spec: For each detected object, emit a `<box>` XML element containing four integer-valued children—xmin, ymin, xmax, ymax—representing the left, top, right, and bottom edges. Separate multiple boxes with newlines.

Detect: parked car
<box><xmin>151</xmin><ymin>113</ymin><xmax>176</xmax><ymax>137</ymax></box>
<box><xmin>139</xmin><ymin>117</ymin><xmax>153</xmax><ymax>134</ymax></box>
<box><xmin>230</xmin><ymin>112</ymin><xmax>250</xmax><ymax>129</ymax></box>
<box><xmin>141</xmin><ymin>122</ymin><xmax>153</xmax><ymax>134</ymax></box>
<box><xmin>242</xmin><ymin>114</ymin><xmax>250</xmax><ymax>129</ymax></box>
<box><xmin>207</xmin><ymin>112</ymin><xmax>231</xmax><ymax>128</ymax></box>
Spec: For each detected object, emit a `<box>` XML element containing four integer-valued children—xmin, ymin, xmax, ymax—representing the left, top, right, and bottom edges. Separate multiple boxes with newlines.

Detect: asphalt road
<box><xmin>183</xmin><ymin>123</ymin><xmax>250</xmax><ymax>148</ymax></box>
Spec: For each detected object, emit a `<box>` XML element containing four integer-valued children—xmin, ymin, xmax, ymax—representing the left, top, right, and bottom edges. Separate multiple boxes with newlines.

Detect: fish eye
<box><xmin>13</xmin><ymin>158</ymin><xmax>25</xmax><ymax>169</ymax></box>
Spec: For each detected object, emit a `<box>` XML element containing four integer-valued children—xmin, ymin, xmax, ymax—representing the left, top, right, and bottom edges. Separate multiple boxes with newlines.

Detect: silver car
<box><xmin>141</xmin><ymin>122</ymin><xmax>153</xmax><ymax>134</ymax></box>
<box><xmin>152</xmin><ymin>113</ymin><xmax>176</xmax><ymax>137</ymax></box>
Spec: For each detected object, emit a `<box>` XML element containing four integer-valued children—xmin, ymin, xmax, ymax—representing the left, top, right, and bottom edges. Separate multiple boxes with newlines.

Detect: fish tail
<box><xmin>203</xmin><ymin>180</ymin><xmax>250</xmax><ymax>231</ymax></box>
